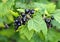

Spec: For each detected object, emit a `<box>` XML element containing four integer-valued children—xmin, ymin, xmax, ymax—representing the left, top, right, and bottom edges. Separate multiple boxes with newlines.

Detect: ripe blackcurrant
<box><xmin>25</xmin><ymin>9</ymin><xmax>30</xmax><ymax>14</ymax></box>
<box><xmin>30</xmin><ymin>9</ymin><xmax>34</xmax><ymax>14</ymax></box>
<box><xmin>21</xmin><ymin>12</ymin><xmax>26</xmax><ymax>17</ymax></box>
<box><xmin>44</xmin><ymin>18</ymin><xmax>53</xmax><ymax>28</ymax></box>
<box><xmin>22</xmin><ymin>16</ymin><xmax>27</xmax><ymax>25</ymax></box>
<box><xmin>14</xmin><ymin>17</ymin><xmax>22</xmax><ymax>26</ymax></box>
<box><xmin>17</xmin><ymin>22</ymin><xmax>21</xmax><ymax>26</ymax></box>
<box><xmin>14</xmin><ymin>20</ymin><xmax>21</xmax><ymax>30</ymax></box>
<box><xmin>15</xmin><ymin>19</ymin><xmax>19</xmax><ymax>23</ymax></box>
<box><xmin>22</xmin><ymin>15</ymin><xmax>27</xmax><ymax>21</ymax></box>
<box><xmin>51</xmin><ymin>16</ymin><xmax>54</xmax><ymax>20</ymax></box>
<box><xmin>45</xmin><ymin>18</ymin><xmax>51</xmax><ymax>23</ymax></box>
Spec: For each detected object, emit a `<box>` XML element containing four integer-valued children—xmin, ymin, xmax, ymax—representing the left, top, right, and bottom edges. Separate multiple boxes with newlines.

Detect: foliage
<box><xmin>0</xmin><ymin>0</ymin><xmax>60</xmax><ymax>42</ymax></box>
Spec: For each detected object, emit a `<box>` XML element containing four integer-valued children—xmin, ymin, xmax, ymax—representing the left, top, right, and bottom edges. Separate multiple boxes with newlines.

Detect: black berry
<box><xmin>22</xmin><ymin>16</ymin><xmax>27</xmax><ymax>25</ymax></box>
<box><xmin>15</xmin><ymin>19</ymin><xmax>21</xmax><ymax>25</ymax></box>
<box><xmin>25</xmin><ymin>9</ymin><xmax>30</xmax><ymax>14</ymax></box>
<box><xmin>17</xmin><ymin>22</ymin><xmax>21</xmax><ymax>26</ymax></box>
<box><xmin>44</xmin><ymin>18</ymin><xmax>52</xmax><ymax>28</ymax></box>
<box><xmin>14</xmin><ymin>20</ymin><xmax>21</xmax><ymax>30</ymax></box>
<box><xmin>15</xmin><ymin>19</ymin><xmax>19</xmax><ymax>23</ymax></box>
<box><xmin>45</xmin><ymin>18</ymin><xmax>51</xmax><ymax>23</ymax></box>
<box><xmin>30</xmin><ymin>9</ymin><xmax>34</xmax><ymax>14</ymax></box>
<box><xmin>21</xmin><ymin>13</ymin><xmax>26</xmax><ymax>17</ymax></box>
<box><xmin>51</xmin><ymin>16</ymin><xmax>54</xmax><ymax>20</ymax></box>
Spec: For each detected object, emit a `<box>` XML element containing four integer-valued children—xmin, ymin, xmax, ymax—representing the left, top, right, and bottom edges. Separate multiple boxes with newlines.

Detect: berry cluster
<box><xmin>2</xmin><ymin>9</ymin><xmax>54</xmax><ymax>30</ymax></box>
<box><xmin>42</xmin><ymin>14</ymin><xmax>54</xmax><ymax>28</ymax></box>
<box><xmin>14</xmin><ymin>9</ymin><xmax>35</xmax><ymax>30</ymax></box>
<box><xmin>45</xmin><ymin>18</ymin><xmax>52</xmax><ymax>28</ymax></box>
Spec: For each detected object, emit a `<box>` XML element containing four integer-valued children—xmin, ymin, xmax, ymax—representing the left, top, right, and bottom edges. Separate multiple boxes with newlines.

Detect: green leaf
<box><xmin>11</xmin><ymin>32</ymin><xmax>20</xmax><ymax>41</ymax></box>
<box><xmin>15</xmin><ymin>2</ymin><xmax>26</xmax><ymax>8</ymax></box>
<box><xmin>51</xmin><ymin>20</ymin><xmax>60</xmax><ymax>29</ymax></box>
<box><xmin>47</xmin><ymin>29</ymin><xmax>60</xmax><ymax>42</ymax></box>
<box><xmin>19</xmin><ymin>25</ymin><xmax>34</xmax><ymax>40</ymax></box>
<box><xmin>0</xmin><ymin>0</ymin><xmax>15</xmax><ymax>16</ymax></box>
<box><xmin>33</xmin><ymin>2</ymin><xmax>46</xmax><ymax>9</ymax></box>
<box><xmin>6</xmin><ymin>14</ymin><xmax>14</xmax><ymax>23</ymax></box>
<box><xmin>0</xmin><ymin>23</ymin><xmax>4</xmax><ymax>27</ymax></box>
<box><xmin>0</xmin><ymin>0</ymin><xmax>15</xmax><ymax>27</ymax></box>
<box><xmin>0</xmin><ymin>35</ymin><xmax>8</xmax><ymax>42</ymax></box>
<box><xmin>30</xmin><ymin>33</ymin><xmax>44</xmax><ymax>42</ymax></box>
<box><xmin>53</xmin><ymin>9</ymin><xmax>60</xmax><ymax>23</ymax></box>
<box><xmin>46</xmin><ymin>3</ymin><xmax>56</xmax><ymax>13</ymax></box>
<box><xmin>17</xmin><ymin>9</ymin><xmax>25</xmax><ymax>12</ymax></box>
<box><xmin>28</xmin><ymin>12</ymin><xmax>47</xmax><ymax>37</ymax></box>
<box><xmin>17</xmin><ymin>37</ymin><xmax>29</xmax><ymax>42</ymax></box>
<box><xmin>56</xmin><ymin>0</ymin><xmax>60</xmax><ymax>9</ymax></box>
<box><xmin>24</xmin><ymin>28</ymin><xmax>34</xmax><ymax>40</ymax></box>
<box><xmin>9</xmin><ymin>10</ymin><xmax>19</xmax><ymax>17</ymax></box>
<box><xmin>0</xmin><ymin>28</ymin><xmax>15</xmax><ymax>37</ymax></box>
<box><xmin>28</xmin><ymin>19</ymin><xmax>40</xmax><ymax>32</ymax></box>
